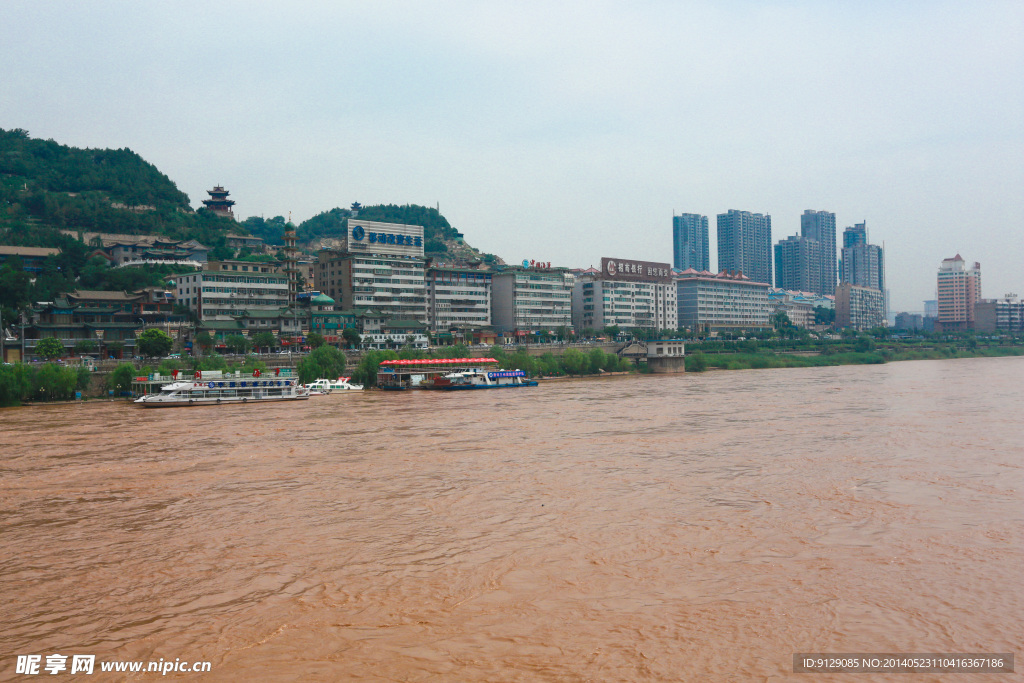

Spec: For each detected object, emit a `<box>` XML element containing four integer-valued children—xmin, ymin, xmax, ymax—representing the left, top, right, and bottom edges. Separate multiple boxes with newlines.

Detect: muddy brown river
<box><xmin>1</xmin><ymin>357</ymin><xmax>1021</xmax><ymax>681</ymax></box>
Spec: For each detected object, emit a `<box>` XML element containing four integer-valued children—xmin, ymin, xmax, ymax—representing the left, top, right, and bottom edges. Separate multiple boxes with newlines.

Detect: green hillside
<box><xmin>243</xmin><ymin>204</ymin><xmax>498</xmax><ymax>263</ymax></box>
<box><xmin>0</xmin><ymin>128</ymin><xmax>500</xmax><ymax>319</ymax></box>
<box><xmin>0</xmin><ymin>127</ymin><xmax>239</xmax><ymax>248</ymax></box>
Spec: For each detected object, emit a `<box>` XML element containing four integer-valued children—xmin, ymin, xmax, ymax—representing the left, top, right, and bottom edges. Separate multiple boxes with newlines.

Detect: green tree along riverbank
<box><xmin>348</xmin><ymin>344</ymin><xmax>633</xmax><ymax>386</ymax></box>
<box><xmin>683</xmin><ymin>339</ymin><xmax>1024</xmax><ymax>372</ymax></box>
<box><xmin>0</xmin><ymin>362</ymin><xmax>92</xmax><ymax>406</ymax></box>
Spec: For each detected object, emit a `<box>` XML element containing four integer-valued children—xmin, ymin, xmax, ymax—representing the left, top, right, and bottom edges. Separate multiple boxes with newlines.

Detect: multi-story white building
<box><xmin>572</xmin><ymin>258</ymin><xmax>677</xmax><ymax>332</ymax></box>
<box><xmin>675</xmin><ymin>269</ymin><xmax>772</xmax><ymax>334</ymax></box>
<box><xmin>175</xmin><ymin>261</ymin><xmax>289</xmax><ymax>320</ymax></box>
<box><xmin>491</xmin><ymin>265</ymin><xmax>575</xmax><ymax>338</ymax></box>
<box><xmin>426</xmin><ymin>265</ymin><xmax>492</xmax><ymax>332</ymax></box>
<box><xmin>314</xmin><ymin>220</ymin><xmax>427</xmax><ymax>322</ymax></box>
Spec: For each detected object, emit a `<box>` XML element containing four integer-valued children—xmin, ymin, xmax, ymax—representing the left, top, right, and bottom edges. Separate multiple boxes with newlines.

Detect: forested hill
<box><xmin>0</xmin><ymin>128</ymin><xmax>498</xmax><ymax>263</ymax></box>
<box><xmin>0</xmin><ymin>127</ymin><xmax>238</xmax><ymax>247</ymax></box>
<box><xmin>244</xmin><ymin>204</ymin><xmax>498</xmax><ymax>263</ymax></box>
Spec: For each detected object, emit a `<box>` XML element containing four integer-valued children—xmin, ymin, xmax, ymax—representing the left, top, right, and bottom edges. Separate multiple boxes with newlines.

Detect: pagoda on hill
<box><xmin>202</xmin><ymin>185</ymin><xmax>236</xmax><ymax>219</ymax></box>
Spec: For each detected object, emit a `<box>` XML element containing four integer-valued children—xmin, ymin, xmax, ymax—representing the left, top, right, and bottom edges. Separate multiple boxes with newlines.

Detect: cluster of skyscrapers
<box><xmin>672</xmin><ymin>209</ymin><xmax>887</xmax><ymax>329</ymax></box>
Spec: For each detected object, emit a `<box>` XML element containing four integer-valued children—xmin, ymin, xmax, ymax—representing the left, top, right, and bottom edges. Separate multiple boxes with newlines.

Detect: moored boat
<box><xmin>305</xmin><ymin>377</ymin><xmax>364</xmax><ymax>394</ymax></box>
<box><xmin>427</xmin><ymin>368</ymin><xmax>538</xmax><ymax>390</ymax></box>
<box><xmin>135</xmin><ymin>371</ymin><xmax>309</xmax><ymax>407</ymax></box>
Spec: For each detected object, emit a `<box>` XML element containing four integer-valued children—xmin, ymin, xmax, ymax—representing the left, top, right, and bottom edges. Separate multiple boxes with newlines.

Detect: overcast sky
<box><xmin>3</xmin><ymin>1</ymin><xmax>1022</xmax><ymax>313</ymax></box>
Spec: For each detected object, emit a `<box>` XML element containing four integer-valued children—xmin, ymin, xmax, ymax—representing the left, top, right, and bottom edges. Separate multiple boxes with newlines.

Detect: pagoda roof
<box><xmin>0</xmin><ymin>245</ymin><xmax>61</xmax><ymax>257</ymax></box>
<box><xmin>67</xmin><ymin>290</ymin><xmax>141</xmax><ymax>301</ymax></box>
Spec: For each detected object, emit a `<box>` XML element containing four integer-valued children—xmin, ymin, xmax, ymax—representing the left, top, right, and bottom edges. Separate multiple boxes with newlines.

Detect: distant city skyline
<box><xmin>2</xmin><ymin>1</ymin><xmax>1021</xmax><ymax>314</ymax></box>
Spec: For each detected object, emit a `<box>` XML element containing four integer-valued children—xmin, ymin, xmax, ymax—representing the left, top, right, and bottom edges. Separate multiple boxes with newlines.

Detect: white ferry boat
<box><xmin>305</xmin><ymin>377</ymin><xmax>364</xmax><ymax>394</ymax></box>
<box><xmin>427</xmin><ymin>368</ymin><xmax>538</xmax><ymax>390</ymax></box>
<box><xmin>134</xmin><ymin>371</ymin><xmax>309</xmax><ymax>407</ymax></box>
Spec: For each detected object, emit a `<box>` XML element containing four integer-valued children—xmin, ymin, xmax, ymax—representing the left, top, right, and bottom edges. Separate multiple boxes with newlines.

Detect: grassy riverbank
<box><xmin>685</xmin><ymin>344</ymin><xmax>1024</xmax><ymax>372</ymax></box>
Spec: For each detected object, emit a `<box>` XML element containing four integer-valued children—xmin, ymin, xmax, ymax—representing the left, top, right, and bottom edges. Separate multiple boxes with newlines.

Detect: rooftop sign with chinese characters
<box><xmin>348</xmin><ymin>220</ymin><xmax>424</xmax><ymax>258</ymax></box>
<box><xmin>601</xmin><ymin>258</ymin><xmax>672</xmax><ymax>283</ymax></box>
<box><xmin>521</xmin><ymin>259</ymin><xmax>552</xmax><ymax>270</ymax></box>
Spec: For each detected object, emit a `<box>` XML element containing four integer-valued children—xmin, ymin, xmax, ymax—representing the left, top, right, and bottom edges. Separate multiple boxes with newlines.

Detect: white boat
<box><xmin>135</xmin><ymin>372</ymin><xmax>309</xmax><ymax>407</ymax></box>
<box><xmin>425</xmin><ymin>368</ymin><xmax>538</xmax><ymax>390</ymax></box>
<box><xmin>305</xmin><ymin>377</ymin><xmax>364</xmax><ymax>394</ymax></box>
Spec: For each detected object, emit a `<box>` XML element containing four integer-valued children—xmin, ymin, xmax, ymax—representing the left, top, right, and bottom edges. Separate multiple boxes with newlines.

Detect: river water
<box><xmin>1</xmin><ymin>357</ymin><xmax>1021</xmax><ymax>681</ymax></box>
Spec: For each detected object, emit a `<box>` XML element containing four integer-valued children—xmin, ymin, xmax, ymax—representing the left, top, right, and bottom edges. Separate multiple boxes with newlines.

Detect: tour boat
<box><xmin>427</xmin><ymin>368</ymin><xmax>538</xmax><ymax>390</ymax></box>
<box><xmin>135</xmin><ymin>371</ymin><xmax>309</xmax><ymax>407</ymax></box>
<box><xmin>305</xmin><ymin>377</ymin><xmax>364</xmax><ymax>394</ymax></box>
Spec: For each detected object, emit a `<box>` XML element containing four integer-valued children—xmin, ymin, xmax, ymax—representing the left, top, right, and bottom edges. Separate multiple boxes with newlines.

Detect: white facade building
<box><xmin>491</xmin><ymin>266</ymin><xmax>575</xmax><ymax>337</ymax></box>
<box><xmin>675</xmin><ymin>269</ymin><xmax>772</xmax><ymax>333</ymax></box>
<box><xmin>572</xmin><ymin>258</ymin><xmax>677</xmax><ymax>332</ymax></box>
<box><xmin>426</xmin><ymin>266</ymin><xmax>492</xmax><ymax>332</ymax></box>
<box><xmin>175</xmin><ymin>261</ymin><xmax>288</xmax><ymax>320</ymax></box>
<box><xmin>314</xmin><ymin>220</ymin><xmax>427</xmax><ymax>322</ymax></box>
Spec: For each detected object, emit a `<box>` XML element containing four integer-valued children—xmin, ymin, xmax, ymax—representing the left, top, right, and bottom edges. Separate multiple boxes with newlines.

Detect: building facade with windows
<box><xmin>974</xmin><ymin>296</ymin><xmax>1023</xmax><ymax>334</ymax></box>
<box><xmin>426</xmin><ymin>265</ymin><xmax>492</xmax><ymax>332</ymax></box>
<box><xmin>175</xmin><ymin>261</ymin><xmax>288</xmax><ymax>320</ymax></box>
<box><xmin>717</xmin><ymin>210</ymin><xmax>773</xmax><ymax>285</ymax></box>
<box><xmin>835</xmin><ymin>282</ymin><xmax>886</xmax><ymax>331</ymax></box>
<box><xmin>840</xmin><ymin>222</ymin><xmax>885</xmax><ymax>317</ymax></box>
<box><xmin>800</xmin><ymin>209</ymin><xmax>837</xmax><ymax>296</ymax></box>
<box><xmin>936</xmin><ymin>254</ymin><xmax>981</xmax><ymax>332</ymax></box>
<box><xmin>314</xmin><ymin>220</ymin><xmax>427</xmax><ymax>323</ymax></box>
<box><xmin>774</xmin><ymin>234</ymin><xmax>822</xmax><ymax>294</ymax></box>
<box><xmin>672</xmin><ymin>213</ymin><xmax>710</xmax><ymax>272</ymax></box>
<box><xmin>675</xmin><ymin>269</ymin><xmax>772</xmax><ymax>333</ymax></box>
<box><xmin>491</xmin><ymin>266</ymin><xmax>575</xmax><ymax>337</ymax></box>
<box><xmin>572</xmin><ymin>258</ymin><xmax>677</xmax><ymax>332</ymax></box>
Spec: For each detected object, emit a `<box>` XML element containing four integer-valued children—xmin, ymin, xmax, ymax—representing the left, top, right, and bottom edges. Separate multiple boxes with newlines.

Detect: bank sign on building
<box><xmin>602</xmin><ymin>258</ymin><xmax>672</xmax><ymax>283</ymax></box>
<box><xmin>572</xmin><ymin>258</ymin><xmax>676</xmax><ymax>332</ymax></box>
<box><xmin>315</xmin><ymin>219</ymin><xmax>428</xmax><ymax>321</ymax></box>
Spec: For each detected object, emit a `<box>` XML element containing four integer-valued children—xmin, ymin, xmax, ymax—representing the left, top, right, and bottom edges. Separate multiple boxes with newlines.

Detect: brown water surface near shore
<box><xmin>1</xmin><ymin>357</ymin><xmax>1022</xmax><ymax>681</ymax></box>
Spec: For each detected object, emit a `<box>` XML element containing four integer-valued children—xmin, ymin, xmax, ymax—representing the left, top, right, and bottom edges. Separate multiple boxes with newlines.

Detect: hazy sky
<box><xmin>3</xmin><ymin>1</ymin><xmax>1022</xmax><ymax>313</ymax></box>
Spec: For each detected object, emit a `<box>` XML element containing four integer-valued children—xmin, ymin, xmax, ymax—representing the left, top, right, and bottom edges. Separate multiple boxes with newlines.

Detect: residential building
<box><xmin>672</xmin><ymin>213</ymin><xmax>710</xmax><ymax>272</ymax></box>
<box><xmin>717</xmin><ymin>210</ymin><xmax>772</xmax><ymax>285</ymax></box>
<box><xmin>840</xmin><ymin>222</ymin><xmax>884</xmax><ymax>303</ymax></box>
<box><xmin>361</xmin><ymin>319</ymin><xmax>430</xmax><ymax>349</ymax></box>
<box><xmin>800</xmin><ymin>210</ymin><xmax>837</xmax><ymax>296</ymax></box>
<box><xmin>426</xmin><ymin>265</ymin><xmax>492</xmax><ymax>333</ymax></box>
<box><xmin>572</xmin><ymin>258</ymin><xmax>676</xmax><ymax>332</ymax></box>
<box><xmin>675</xmin><ymin>269</ymin><xmax>772</xmax><ymax>334</ymax></box>
<box><xmin>491</xmin><ymin>265</ymin><xmax>575</xmax><ymax>339</ymax></box>
<box><xmin>974</xmin><ymin>296</ymin><xmax>1024</xmax><ymax>334</ymax></box>
<box><xmin>894</xmin><ymin>312</ymin><xmax>924</xmax><ymax>331</ymax></box>
<box><xmin>768</xmin><ymin>288</ymin><xmax>831</xmax><ymax>329</ymax></box>
<box><xmin>133</xmin><ymin>286</ymin><xmax>176</xmax><ymax>320</ymax></box>
<box><xmin>936</xmin><ymin>254</ymin><xmax>981</xmax><ymax>332</ymax></box>
<box><xmin>835</xmin><ymin>282</ymin><xmax>886</xmax><ymax>331</ymax></box>
<box><xmin>59</xmin><ymin>231</ymin><xmax>208</xmax><ymax>266</ymax></box>
<box><xmin>25</xmin><ymin>290</ymin><xmax>147</xmax><ymax>358</ymax></box>
<box><xmin>225</xmin><ymin>234</ymin><xmax>266</xmax><ymax>253</ymax></box>
<box><xmin>175</xmin><ymin>260</ymin><xmax>288</xmax><ymax>320</ymax></box>
<box><xmin>0</xmin><ymin>245</ymin><xmax>61</xmax><ymax>273</ymax></box>
<box><xmin>314</xmin><ymin>220</ymin><xmax>427</xmax><ymax>322</ymax></box>
<box><xmin>774</xmin><ymin>234</ymin><xmax>821</xmax><ymax>294</ymax></box>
